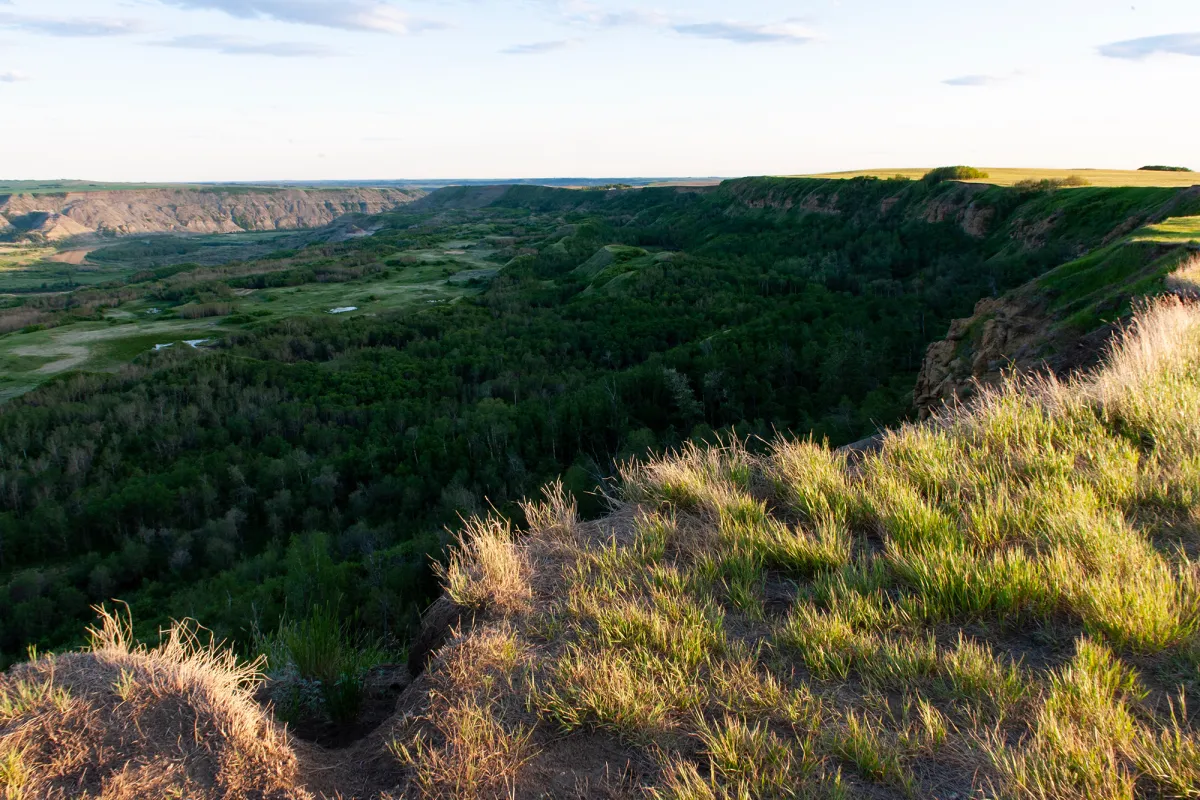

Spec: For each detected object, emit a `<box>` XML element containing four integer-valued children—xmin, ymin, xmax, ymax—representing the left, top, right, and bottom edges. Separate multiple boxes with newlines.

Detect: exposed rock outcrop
<box><xmin>918</xmin><ymin>182</ymin><xmax>995</xmax><ymax>237</ymax></box>
<box><xmin>914</xmin><ymin>293</ymin><xmax>1059</xmax><ymax>416</ymax></box>
<box><xmin>0</xmin><ymin>187</ymin><xmax>423</xmax><ymax>240</ymax></box>
<box><xmin>914</xmin><ymin>242</ymin><xmax>1195</xmax><ymax>418</ymax></box>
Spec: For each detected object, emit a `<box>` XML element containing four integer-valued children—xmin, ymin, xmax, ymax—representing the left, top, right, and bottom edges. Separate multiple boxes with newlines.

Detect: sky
<box><xmin>0</xmin><ymin>0</ymin><xmax>1198</xmax><ymax>181</ymax></box>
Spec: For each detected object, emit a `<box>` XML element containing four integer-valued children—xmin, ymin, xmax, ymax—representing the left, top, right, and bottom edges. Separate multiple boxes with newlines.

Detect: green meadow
<box><xmin>1133</xmin><ymin>215</ymin><xmax>1200</xmax><ymax>244</ymax></box>
<box><xmin>0</xmin><ymin>226</ymin><xmax>502</xmax><ymax>399</ymax></box>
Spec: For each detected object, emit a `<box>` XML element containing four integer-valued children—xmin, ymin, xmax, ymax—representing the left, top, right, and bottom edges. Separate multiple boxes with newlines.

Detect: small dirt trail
<box><xmin>292</xmin><ymin>670</ymin><xmax>419</xmax><ymax>799</ymax></box>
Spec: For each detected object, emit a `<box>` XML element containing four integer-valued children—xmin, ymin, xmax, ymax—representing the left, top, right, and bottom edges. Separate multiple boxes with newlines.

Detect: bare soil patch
<box><xmin>46</xmin><ymin>247</ymin><xmax>100</xmax><ymax>265</ymax></box>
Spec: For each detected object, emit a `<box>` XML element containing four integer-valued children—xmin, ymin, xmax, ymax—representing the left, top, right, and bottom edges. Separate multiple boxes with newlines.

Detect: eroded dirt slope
<box><xmin>0</xmin><ymin>187</ymin><xmax>423</xmax><ymax>239</ymax></box>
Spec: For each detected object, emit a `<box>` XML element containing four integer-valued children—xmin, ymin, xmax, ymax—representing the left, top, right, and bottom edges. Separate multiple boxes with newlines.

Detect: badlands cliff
<box><xmin>0</xmin><ymin>186</ymin><xmax>423</xmax><ymax>240</ymax></box>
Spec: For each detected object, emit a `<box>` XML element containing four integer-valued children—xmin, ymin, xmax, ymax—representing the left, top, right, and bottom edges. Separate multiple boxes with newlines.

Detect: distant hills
<box><xmin>0</xmin><ymin>186</ymin><xmax>423</xmax><ymax>242</ymax></box>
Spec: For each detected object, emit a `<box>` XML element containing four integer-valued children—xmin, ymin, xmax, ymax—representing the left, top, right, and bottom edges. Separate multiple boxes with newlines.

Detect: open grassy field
<box><xmin>0</xmin><ymin>180</ymin><xmax>188</xmax><ymax>195</ymax></box>
<box><xmin>0</xmin><ymin>317</ymin><xmax>233</xmax><ymax>400</ymax></box>
<box><xmin>0</xmin><ymin>233</ymin><xmax>501</xmax><ymax>399</ymax></box>
<box><xmin>0</xmin><ymin>232</ymin><xmax>319</xmax><ymax>293</ymax></box>
<box><xmin>0</xmin><ymin>243</ymin><xmax>143</xmax><ymax>290</ymax></box>
<box><xmin>230</xmin><ymin>253</ymin><xmax>492</xmax><ymax>323</ymax></box>
<box><xmin>1134</xmin><ymin>215</ymin><xmax>1200</xmax><ymax>245</ymax></box>
<box><xmin>800</xmin><ymin>167</ymin><xmax>1200</xmax><ymax>188</ymax></box>
<box><xmin>0</xmin><ymin>244</ymin><xmax>54</xmax><ymax>271</ymax></box>
<box><xmin>84</xmin><ymin>230</ymin><xmax>304</xmax><ymax>269</ymax></box>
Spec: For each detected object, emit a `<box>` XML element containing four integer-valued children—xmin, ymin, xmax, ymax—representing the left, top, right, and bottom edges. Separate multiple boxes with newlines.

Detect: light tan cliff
<box><xmin>913</xmin><ymin>243</ymin><xmax>1198</xmax><ymax>418</ymax></box>
<box><xmin>0</xmin><ymin>187</ymin><xmax>422</xmax><ymax>240</ymax></box>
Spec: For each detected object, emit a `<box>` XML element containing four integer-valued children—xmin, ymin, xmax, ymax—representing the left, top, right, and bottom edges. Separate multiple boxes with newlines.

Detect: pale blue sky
<box><xmin>0</xmin><ymin>0</ymin><xmax>1197</xmax><ymax>181</ymax></box>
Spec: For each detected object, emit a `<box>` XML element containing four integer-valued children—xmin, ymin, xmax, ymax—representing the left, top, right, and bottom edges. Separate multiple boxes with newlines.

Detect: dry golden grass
<box><xmin>392</xmin><ymin>625</ymin><xmax>536</xmax><ymax>800</ymax></box>
<box><xmin>796</xmin><ymin>167</ymin><xmax>1200</xmax><ymax>188</ymax></box>
<box><xmin>436</xmin><ymin>516</ymin><xmax>533</xmax><ymax>615</ymax></box>
<box><xmin>393</xmin><ymin>296</ymin><xmax>1200</xmax><ymax>799</ymax></box>
<box><xmin>0</xmin><ymin>607</ymin><xmax>304</xmax><ymax>800</ymax></box>
<box><xmin>1166</xmin><ymin>254</ymin><xmax>1200</xmax><ymax>297</ymax></box>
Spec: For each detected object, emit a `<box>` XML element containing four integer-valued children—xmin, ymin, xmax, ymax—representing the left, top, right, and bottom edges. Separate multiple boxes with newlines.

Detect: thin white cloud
<box><xmin>672</xmin><ymin>20</ymin><xmax>814</xmax><ymax>45</ymax></box>
<box><xmin>1099</xmin><ymin>32</ymin><xmax>1200</xmax><ymax>59</ymax></box>
<box><xmin>0</xmin><ymin>70</ymin><xmax>30</xmax><ymax>82</ymax></box>
<box><xmin>156</xmin><ymin>0</ymin><xmax>444</xmax><ymax>34</ymax></box>
<box><xmin>943</xmin><ymin>74</ymin><xmax>1004</xmax><ymax>87</ymax></box>
<box><xmin>155</xmin><ymin>34</ymin><xmax>337</xmax><ymax>57</ymax></box>
<box><xmin>502</xmin><ymin>39</ymin><xmax>578</xmax><ymax>55</ymax></box>
<box><xmin>565</xmin><ymin>7</ymin><xmax>669</xmax><ymax>28</ymax></box>
<box><xmin>0</xmin><ymin>12</ymin><xmax>146</xmax><ymax>37</ymax></box>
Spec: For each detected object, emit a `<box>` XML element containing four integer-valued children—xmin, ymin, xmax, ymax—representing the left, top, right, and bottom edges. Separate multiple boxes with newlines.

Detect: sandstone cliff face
<box><xmin>912</xmin><ymin>290</ymin><xmax>1128</xmax><ymax>419</ymax></box>
<box><xmin>913</xmin><ymin>294</ymin><xmax>1052</xmax><ymax>417</ymax></box>
<box><xmin>0</xmin><ymin>187</ymin><xmax>422</xmax><ymax>240</ymax></box>
<box><xmin>913</xmin><ymin>242</ymin><xmax>1192</xmax><ymax>418</ymax></box>
<box><xmin>917</xmin><ymin>182</ymin><xmax>995</xmax><ymax>237</ymax></box>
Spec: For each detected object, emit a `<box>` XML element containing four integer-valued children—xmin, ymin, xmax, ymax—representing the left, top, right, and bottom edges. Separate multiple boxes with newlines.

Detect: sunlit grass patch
<box><xmin>938</xmin><ymin>634</ymin><xmax>1030</xmax><ymax>715</ymax></box>
<box><xmin>0</xmin><ymin>674</ymin><xmax>72</xmax><ymax>723</ymax></box>
<box><xmin>622</xmin><ymin>439</ymin><xmax>756</xmax><ymax>518</ymax></box>
<box><xmin>532</xmin><ymin>644</ymin><xmax>703</xmax><ymax>739</ymax></box>
<box><xmin>695</xmin><ymin>714</ymin><xmax>819</xmax><ymax>798</ymax></box>
<box><xmin>393</xmin><ymin>695</ymin><xmax>535</xmax><ymax>800</ymax></box>
<box><xmin>826</xmin><ymin>708</ymin><xmax>917</xmax><ymax>795</ymax></box>
<box><xmin>1133</xmin><ymin>216</ymin><xmax>1200</xmax><ymax>244</ymax></box>
<box><xmin>768</xmin><ymin>439</ymin><xmax>857</xmax><ymax>526</ymax></box>
<box><xmin>590</xmin><ymin>588</ymin><xmax>726</xmax><ymax>669</ymax></box>
<box><xmin>984</xmin><ymin>638</ymin><xmax>1144</xmax><ymax>800</ymax></box>
<box><xmin>777</xmin><ymin>601</ymin><xmax>865</xmax><ymax>682</ymax></box>
<box><xmin>1130</xmin><ymin>695</ymin><xmax>1200</xmax><ymax>799</ymax></box>
<box><xmin>436</xmin><ymin>515</ymin><xmax>531</xmax><ymax>615</ymax></box>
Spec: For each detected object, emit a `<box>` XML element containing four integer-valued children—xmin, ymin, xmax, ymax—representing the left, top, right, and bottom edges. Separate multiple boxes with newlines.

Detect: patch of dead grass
<box><xmin>0</xmin><ymin>607</ymin><xmax>303</xmax><ymax>800</ymax></box>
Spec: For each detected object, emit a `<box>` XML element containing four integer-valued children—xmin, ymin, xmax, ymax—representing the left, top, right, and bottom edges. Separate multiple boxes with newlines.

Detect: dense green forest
<box><xmin>1</xmin><ymin>177</ymin><xmax>1194</xmax><ymax>667</ymax></box>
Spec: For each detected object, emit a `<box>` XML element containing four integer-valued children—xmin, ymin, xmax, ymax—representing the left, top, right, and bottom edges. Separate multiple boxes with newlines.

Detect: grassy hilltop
<box><xmin>802</xmin><ymin>167</ymin><xmax>1199</xmax><ymax>189</ymax></box>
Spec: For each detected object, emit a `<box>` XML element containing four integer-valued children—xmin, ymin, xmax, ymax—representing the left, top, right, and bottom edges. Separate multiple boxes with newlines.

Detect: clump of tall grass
<box><xmin>394</xmin><ymin>695</ymin><xmax>534</xmax><ymax>800</ymax></box>
<box><xmin>1166</xmin><ymin>254</ymin><xmax>1200</xmax><ymax>298</ymax></box>
<box><xmin>436</xmin><ymin>515</ymin><xmax>531</xmax><ymax>614</ymax></box>
<box><xmin>984</xmin><ymin>638</ymin><xmax>1145</xmax><ymax>799</ymax></box>
<box><xmin>261</xmin><ymin>602</ymin><xmax>386</xmax><ymax>724</ymax></box>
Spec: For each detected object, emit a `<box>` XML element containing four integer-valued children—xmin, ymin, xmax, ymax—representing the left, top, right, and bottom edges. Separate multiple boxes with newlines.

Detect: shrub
<box><xmin>1014</xmin><ymin>176</ymin><xmax>1091</xmax><ymax>192</ymax></box>
<box><xmin>177</xmin><ymin>302</ymin><xmax>234</xmax><ymax>319</ymax></box>
<box><xmin>264</xmin><ymin>603</ymin><xmax>386</xmax><ymax>724</ymax></box>
<box><xmin>0</xmin><ymin>308</ymin><xmax>50</xmax><ymax>334</ymax></box>
<box><xmin>923</xmin><ymin>166</ymin><xmax>990</xmax><ymax>183</ymax></box>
